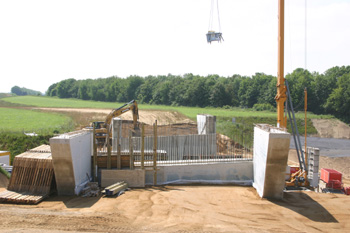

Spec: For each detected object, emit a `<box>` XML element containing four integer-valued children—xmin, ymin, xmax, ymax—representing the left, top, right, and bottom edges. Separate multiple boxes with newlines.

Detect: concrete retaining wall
<box><xmin>101</xmin><ymin>169</ymin><xmax>145</xmax><ymax>188</ymax></box>
<box><xmin>145</xmin><ymin>161</ymin><xmax>253</xmax><ymax>185</ymax></box>
<box><xmin>253</xmin><ymin>125</ymin><xmax>290</xmax><ymax>199</ymax></box>
<box><xmin>50</xmin><ymin>130</ymin><xmax>92</xmax><ymax>195</ymax></box>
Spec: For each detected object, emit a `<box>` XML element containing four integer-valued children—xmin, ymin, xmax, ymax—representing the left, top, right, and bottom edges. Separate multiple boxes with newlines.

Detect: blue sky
<box><xmin>0</xmin><ymin>0</ymin><xmax>349</xmax><ymax>93</ymax></box>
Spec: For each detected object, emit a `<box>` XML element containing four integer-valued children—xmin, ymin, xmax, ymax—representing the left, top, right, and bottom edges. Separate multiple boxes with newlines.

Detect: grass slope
<box><xmin>0</xmin><ymin>107</ymin><xmax>73</xmax><ymax>134</ymax></box>
<box><xmin>2</xmin><ymin>96</ymin><xmax>333</xmax><ymax>120</ymax></box>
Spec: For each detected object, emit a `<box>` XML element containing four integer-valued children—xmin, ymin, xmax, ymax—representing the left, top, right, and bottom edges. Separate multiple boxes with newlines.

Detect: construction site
<box><xmin>1</xmin><ymin>1</ymin><xmax>350</xmax><ymax>232</ymax></box>
<box><xmin>0</xmin><ymin>97</ymin><xmax>350</xmax><ymax>232</ymax></box>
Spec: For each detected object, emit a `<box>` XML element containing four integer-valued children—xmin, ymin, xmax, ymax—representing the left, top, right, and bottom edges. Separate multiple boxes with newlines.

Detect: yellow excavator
<box><xmin>91</xmin><ymin>100</ymin><xmax>139</xmax><ymax>146</ymax></box>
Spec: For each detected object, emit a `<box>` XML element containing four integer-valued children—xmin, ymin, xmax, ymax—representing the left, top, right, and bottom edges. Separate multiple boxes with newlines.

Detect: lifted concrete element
<box><xmin>253</xmin><ymin>124</ymin><xmax>290</xmax><ymax>199</ymax></box>
<box><xmin>50</xmin><ymin>130</ymin><xmax>92</xmax><ymax>195</ymax></box>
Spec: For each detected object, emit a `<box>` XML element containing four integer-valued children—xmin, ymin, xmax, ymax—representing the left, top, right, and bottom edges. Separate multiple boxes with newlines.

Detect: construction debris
<box><xmin>103</xmin><ymin>181</ymin><xmax>128</xmax><ymax>196</ymax></box>
<box><xmin>81</xmin><ymin>182</ymin><xmax>100</xmax><ymax>197</ymax></box>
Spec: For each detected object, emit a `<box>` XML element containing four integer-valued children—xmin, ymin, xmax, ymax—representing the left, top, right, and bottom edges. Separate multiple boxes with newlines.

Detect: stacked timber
<box><xmin>103</xmin><ymin>181</ymin><xmax>128</xmax><ymax>196</ymax></box>
<box><xmin>0</xmin><ymin>145</ymin><xmax>55</xmax><ymax>204</ymax></box>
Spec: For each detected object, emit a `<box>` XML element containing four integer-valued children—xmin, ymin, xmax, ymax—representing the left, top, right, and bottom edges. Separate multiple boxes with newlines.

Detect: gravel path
<box><xmin>290</xmin><ymin>136</ymin><xmax>350</xmax><ymax>157</ymax></box>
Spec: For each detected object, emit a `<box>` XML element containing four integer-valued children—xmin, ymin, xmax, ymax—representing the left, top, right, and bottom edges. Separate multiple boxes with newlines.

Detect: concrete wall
<box><xmin>145</xmin><ymin>161</ymin><xmax>253</xmax><ymax>185</ymax></box>
<box><xmin>50</xmin><ymin>130</ymin><xmax>92</xmax><ymax>195</ymax></box>
<box><xmin>0</xmin><ymin>151</ymin><xmax>10</xmax><ymax>165</ymax></box>
<box><xmin>101</xmin><ymin>169</ymin><xmax>145</xmax><ymax>188</ymax></box>
<box><xmin>253</xmin><ymin>125</ymin><xmax>290</xmax><ymax>199</ymax></box>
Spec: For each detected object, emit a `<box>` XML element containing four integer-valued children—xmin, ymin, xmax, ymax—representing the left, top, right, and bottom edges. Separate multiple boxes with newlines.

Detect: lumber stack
<box><xmin>103</xmin><ymin>181</ymin><xmax>128</xmax><ymax>196</ymax></box>
<box><xmin>0</xmin><ymin>190</ymin><xmax>47</xmax><ymax>204</ymax></box>
<box><xmin>0</xmin><ymin>145</ymin><xmax>54</xmax><ymax>204</ymax></box>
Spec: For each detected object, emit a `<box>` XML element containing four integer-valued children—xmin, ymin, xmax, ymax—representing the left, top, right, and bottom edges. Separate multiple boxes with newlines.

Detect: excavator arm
<box><xmin>104</xmin><ymin>100</ymin><xmax>139</xmax><ymax>129</ymax></box>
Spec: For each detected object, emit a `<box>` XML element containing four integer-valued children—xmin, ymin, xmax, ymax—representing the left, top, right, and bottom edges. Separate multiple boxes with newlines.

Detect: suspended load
<box><xmin>207</xmin><ymin>0</ymin><xmax>223</xmax><ymax>43</ymax></box>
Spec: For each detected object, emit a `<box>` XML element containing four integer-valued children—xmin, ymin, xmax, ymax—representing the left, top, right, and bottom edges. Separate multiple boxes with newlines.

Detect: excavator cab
<box><xmin>91</xmin><ymin>121</ymin><xmax>104</xmax><ymax>129</ymax></box>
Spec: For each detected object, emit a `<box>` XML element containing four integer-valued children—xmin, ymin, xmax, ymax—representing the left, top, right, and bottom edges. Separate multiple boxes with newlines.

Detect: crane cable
<box><xmin>208</xmin><ymin>0</ymin><xmax>221</xmax><ymax>32</ymax></box>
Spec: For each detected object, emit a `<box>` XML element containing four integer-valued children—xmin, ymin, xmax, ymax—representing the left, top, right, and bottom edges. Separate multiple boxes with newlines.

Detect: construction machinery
<box><xmin>91</xmin><ymin>100</ymin><xmax>139</xmax><ymax>146</ymax></box>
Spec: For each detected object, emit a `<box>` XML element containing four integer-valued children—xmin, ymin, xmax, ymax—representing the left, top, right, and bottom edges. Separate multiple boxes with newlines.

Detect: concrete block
<box><xmin>253</xmin><ymin>125</ymin><xmax>290</xmax><ymax>199</ymax></box>
<box><xmin>50</xmin><ymin>130</ymin><xmax>92</xmax><ymax>195</ymax></box>
<box><xmin>308</xmin><ymin>172</ymin><xmax>319</xmax><ymax>188</ymax></box>
<box><xmin>101</xmin><ymin>169</ymin><xmax>145</xmax><ymax>188</ymax></box>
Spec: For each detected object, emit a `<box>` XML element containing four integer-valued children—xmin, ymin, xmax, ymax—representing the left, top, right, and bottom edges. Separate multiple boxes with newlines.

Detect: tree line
<box><xmin>11</xmin><ymin>86</ymin><xmax>42</xmax><ymax>96</ymax></box>
<box><xmin>46</xmin><ymin>66</ymin><xmax>350</xmax><ymax>122</ymax></box>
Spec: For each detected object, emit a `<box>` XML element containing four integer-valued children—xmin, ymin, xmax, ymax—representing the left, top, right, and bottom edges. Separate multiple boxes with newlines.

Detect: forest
<box><xmin>45</xmin><ymin>66</ymin><xmax>350</xmax><ymax>123</ymax></box>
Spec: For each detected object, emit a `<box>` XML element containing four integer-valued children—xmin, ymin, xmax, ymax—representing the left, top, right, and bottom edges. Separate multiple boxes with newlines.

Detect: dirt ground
<box><xmin>37</xmin><ymin>108</ymin><xmax>194</xmax><ymax>129</ymax></box>
<box><xmin>0</xmin><ymin>183</ymin><xmax>350</xmax><ymax>232</ymax></box>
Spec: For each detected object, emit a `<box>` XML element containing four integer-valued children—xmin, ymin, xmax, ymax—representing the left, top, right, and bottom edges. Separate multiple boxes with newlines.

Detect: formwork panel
<box><xmin>253</xmin><ymin>125</ymin><xmax>290</xmax><ymax>199</ymax></box>
<box><xmin>50</xmin><ymin>130</ymin><xmax>92</xmax><ymax>195</ymax></box>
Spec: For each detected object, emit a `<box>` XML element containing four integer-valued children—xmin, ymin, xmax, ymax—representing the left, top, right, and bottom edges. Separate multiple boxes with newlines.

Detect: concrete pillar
<box><xmin>197</xmin><ymin>114</ymin><xmax>216</xmax><ymax>135</ymax></box>
<box><xmin>253</xmin><ymin>124</ymin><xmax>290</xmax><ymax>199</ymax></box>
<box><xmin>112</xmin><ymin>117</ymin><xmax>122</xmax><ymax>152</ymax></box>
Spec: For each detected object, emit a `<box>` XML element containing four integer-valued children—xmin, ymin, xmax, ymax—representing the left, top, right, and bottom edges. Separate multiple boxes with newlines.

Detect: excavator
<box><xmin>91</xmin><ymin>100</ymin><xmax>139</xmax><ymax>146</ymax></box>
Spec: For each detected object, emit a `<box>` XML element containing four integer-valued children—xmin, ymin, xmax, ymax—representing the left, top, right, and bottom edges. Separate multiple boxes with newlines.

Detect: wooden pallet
<box><xmin>0</xmin><ymin>190</ymin><xmax>47</xmax><ymax>204</ymax></box>
<box><xmin>1</xmin><ymin>147</ymin><xmax>55</xmax><ymax>204</ymax></box>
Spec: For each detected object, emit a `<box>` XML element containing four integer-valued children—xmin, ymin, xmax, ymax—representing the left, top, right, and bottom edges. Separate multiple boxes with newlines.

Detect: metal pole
<box><xmin>276</xmin><ymin>0</ymin><xmax>287</xmax><ymax>128</ymax></box>
<box><xmin>153</xmin><ymin>120</ymin><xmax>158</xmax><ymax>185</ymax></box>
<box><xmin>304</xmin><ymin>87</ymin><xmax>308</xmax><ymax>172</ymax></box>
<box><xmin>141</xmin><ymin>123</ymin><xmax>145</xmax><ymax>170</ymax></box>
<box><xmin>107</xmin><ymin>124</ymin><xmax>111</xmax><ymax>169</ymax></box>
<box><xmin>93</xmin><ymin>126</ymin><xmax>97</xmax><ymax>182</ymax></box>
<box><xmin>129</xmin><ymin>130</ymin><xmax>134</xmax><ymax>170</ymax></box>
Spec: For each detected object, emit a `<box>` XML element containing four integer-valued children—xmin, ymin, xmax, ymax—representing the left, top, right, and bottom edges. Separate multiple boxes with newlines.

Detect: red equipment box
<box><xmin>344</xmin><ymin>187</ymin><xmax>350</xmax><ymax>195</ymax></box>
<box><xmin>290</xmin><ymin>166</ymin><xmax>299</xmax><ymax>174</ymax></box>
<box><xmin>327</xmin><ymin>180</ymin><xmax>342</xmax><ymax>190</ymax></box>
<box><xmin>321</xmin><ymin>168</ymin><xmax>342</xmax><ymax>183</ymax></box>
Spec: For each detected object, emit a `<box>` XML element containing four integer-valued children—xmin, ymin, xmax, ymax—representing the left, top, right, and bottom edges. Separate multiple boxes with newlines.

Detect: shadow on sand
<box><xmin>269</xmin><ymin>192</ymin><xmax>338</xmax><ymax>223</ymax></box>
<box><xmin>46</xmin><ymin>194</ymin><xmax>102</xmax><ymax>208</ymax></box>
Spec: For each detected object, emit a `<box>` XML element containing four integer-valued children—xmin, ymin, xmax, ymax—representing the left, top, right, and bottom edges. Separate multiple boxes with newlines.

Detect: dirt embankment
<box><xmin>312</xmin><ymin>119</ymin><xmax>350</xmax><ymax>139</ymax></box>
<box><xmin>37</xmin><ymin>108</ymin><xmax>194</xmax><ymax>129</ymax></box>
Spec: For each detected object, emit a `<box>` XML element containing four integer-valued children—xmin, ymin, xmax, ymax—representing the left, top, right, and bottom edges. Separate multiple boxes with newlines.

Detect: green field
<box><xmin>0</xmin><ymin>95</ymin><xmax>335</xmax><ymax>157</ymax></box>
<box><xmin>0</xmin><ymin>107</ymin><xmax>73</xmax><ymax>134</ymax></box>
<box><xmin>2</xmin><ymin>96</ymin><xmax>333</xmax><ymax>120</ymax></box>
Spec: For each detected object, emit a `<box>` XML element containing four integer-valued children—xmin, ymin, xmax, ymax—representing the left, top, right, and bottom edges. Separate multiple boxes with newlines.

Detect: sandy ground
<box><xmin>0</xmin><ymin>184</ymin><xmax>350</xmax><ymax>232</ymax></box>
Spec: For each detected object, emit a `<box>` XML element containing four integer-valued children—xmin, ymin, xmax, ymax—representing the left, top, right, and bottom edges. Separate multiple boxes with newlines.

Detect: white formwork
<box><xmin>50</xmin><ymin>130</ymin><xmax>92</xmax><ymax>195</ymax></box>
<box><xmin>253</xmin><ymin>125</ymin><xmax>290</xmax><ymax>199</ymax></box>
<box><xmin>197</xmin><ymin>114</ymin><xmax>216</xmax><ymax>135</ymax></box>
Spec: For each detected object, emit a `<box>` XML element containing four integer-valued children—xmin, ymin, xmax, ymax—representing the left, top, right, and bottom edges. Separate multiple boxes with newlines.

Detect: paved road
<box><xmin>290</xmin><ymin>136</ymin><xmax>350</xmax><ymax>157</ymax></box>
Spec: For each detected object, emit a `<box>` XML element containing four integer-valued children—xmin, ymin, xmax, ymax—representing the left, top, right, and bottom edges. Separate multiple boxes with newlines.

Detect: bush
<box><xmin>253</xmin><ymin>103</ymin><xmax>275</xmax><ymax>112</ymax></box>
